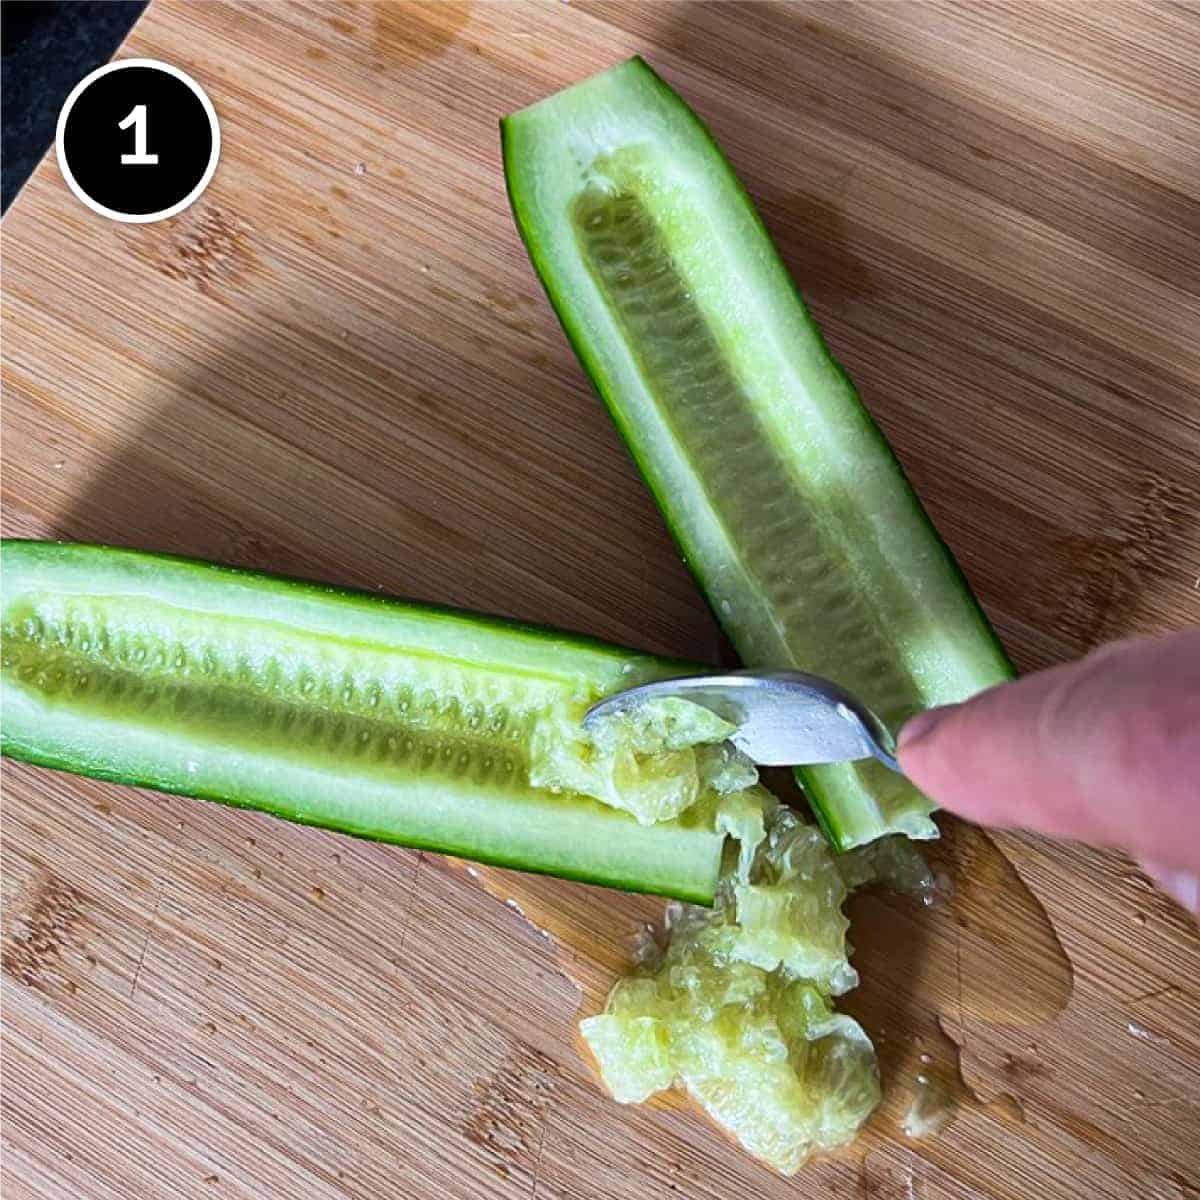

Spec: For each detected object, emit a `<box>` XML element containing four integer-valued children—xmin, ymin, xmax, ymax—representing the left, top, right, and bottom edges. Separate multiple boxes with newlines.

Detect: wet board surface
<box><xmin>2</xmin><ymin>2</ymin><xmax>1199</xmax><ymax>1197</ymax></box>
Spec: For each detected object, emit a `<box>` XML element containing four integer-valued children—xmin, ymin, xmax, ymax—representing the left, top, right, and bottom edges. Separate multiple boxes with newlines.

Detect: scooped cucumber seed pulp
<box><xmin>544</xmin><ymin>684</ymin><xmax>888</xmax><ymax>1172</ymax></box>
<box><xmin>582</xmin><ymin>800</ymin><xmax>884</xmax><ymax>1174</ymax></box>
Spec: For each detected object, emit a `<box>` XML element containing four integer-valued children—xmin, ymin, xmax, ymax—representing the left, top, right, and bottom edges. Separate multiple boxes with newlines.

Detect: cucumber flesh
<box><xmin>1</xmin><ymin>540</ymin><xmax>733</xmax><ymax>903</ymax></box>
<box><xmin>503</xmin><ymin>58</ymin><xmax>1014</xmax><ymax>850</ymax></box>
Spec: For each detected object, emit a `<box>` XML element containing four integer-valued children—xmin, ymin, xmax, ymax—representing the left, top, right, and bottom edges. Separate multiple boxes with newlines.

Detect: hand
<box><xmin>898</xmin><ymin>629</ymin><xmax>1200</xmax><ymax>914</ymax></box>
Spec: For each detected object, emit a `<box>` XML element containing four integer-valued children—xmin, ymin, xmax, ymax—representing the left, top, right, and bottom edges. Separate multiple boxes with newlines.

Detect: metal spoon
<box><xmin>583</xmin><ymin>669</ymin><xmax>904</xmax><ymax>774</ymax></box>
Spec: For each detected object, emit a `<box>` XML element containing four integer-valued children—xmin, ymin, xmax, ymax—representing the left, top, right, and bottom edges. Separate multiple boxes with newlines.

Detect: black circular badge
<box><xmin>56</xmin><ymin>59</ymin><xmax>220</xmax><ymax>223</ymax></box>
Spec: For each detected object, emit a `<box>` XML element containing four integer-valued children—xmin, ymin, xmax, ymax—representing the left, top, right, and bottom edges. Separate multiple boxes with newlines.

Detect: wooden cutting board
<box><xmin>3</xmin><ymin>3</ymin><xmax>1198</xmax><ymax>1197</ymax></box>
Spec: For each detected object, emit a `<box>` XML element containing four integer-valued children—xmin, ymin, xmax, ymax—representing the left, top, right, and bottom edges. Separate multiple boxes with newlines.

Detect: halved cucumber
<box><xmin>0</xmin><ymin>540</ymin><xmax>734</xmax><ymax>903</ymax></box>
<box><xmin>503</xmin><ymin>57</ymin><xmax>1014</xmax><ymax>850</ymax></box>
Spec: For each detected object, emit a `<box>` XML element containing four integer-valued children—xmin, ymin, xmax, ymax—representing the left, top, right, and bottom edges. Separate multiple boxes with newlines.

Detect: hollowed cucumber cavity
<box><xmin>572</xmin><ymin>177</ymin><xmax>931</xmax><ymax>840</ymax></box>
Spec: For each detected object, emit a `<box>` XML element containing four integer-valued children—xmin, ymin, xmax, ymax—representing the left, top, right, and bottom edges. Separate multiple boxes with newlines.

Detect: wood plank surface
<box><xmin>2</xmin><ymin>2</ymin><xmax>1198</xmax><ymax>1197</ymax></box>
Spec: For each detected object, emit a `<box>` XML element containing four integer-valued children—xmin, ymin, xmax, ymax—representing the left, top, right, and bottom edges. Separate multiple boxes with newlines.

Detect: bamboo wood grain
<box><xmin>2</xmin><ymin>3</ymin><xmax>1198</xmax><ymax>1198</ymax></box>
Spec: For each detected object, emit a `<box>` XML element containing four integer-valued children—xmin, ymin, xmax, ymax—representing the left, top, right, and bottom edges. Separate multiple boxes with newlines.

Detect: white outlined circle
<box><xmin>55</xmin><ymin>58</ymin><xmax>221</xmax><ymax>224</ymax></box>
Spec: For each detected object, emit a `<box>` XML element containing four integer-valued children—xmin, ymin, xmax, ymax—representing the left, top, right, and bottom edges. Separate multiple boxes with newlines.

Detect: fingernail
<box><xmin>1142</xmin><ymin>861</ymin><xmax>1200</xmax><ymax>917</ymax></box>
<box><xmin>898</xmin><ymin>705</ymin><xmax>956</xmax><ymax>752</ymax></box>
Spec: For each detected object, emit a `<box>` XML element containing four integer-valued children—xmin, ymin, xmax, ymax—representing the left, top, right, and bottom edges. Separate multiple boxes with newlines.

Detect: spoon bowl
<box><xmin>584</xmin><ymin>669</ymin><xmax>903</xmax><ymax>773</ymax></box>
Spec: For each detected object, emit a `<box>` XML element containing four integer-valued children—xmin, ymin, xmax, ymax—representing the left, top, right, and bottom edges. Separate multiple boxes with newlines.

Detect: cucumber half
<box><xmin>503</xmin><ymin>57</ymin><xmax>1014</xmax><ymax>850</ymax></box>
<box><xmin>0</xmin><ymin>540</ymin><xmax>731</xmax><ymax>903</ymax></box>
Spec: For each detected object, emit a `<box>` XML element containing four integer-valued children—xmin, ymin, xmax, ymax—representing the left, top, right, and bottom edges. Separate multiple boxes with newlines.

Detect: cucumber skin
<box><xmin>502</xmin><ymin>59</ymin><xmax>1014</xmax><ymax>850</ymax></box>
<box><xmin>1</xmin><ymin>540</ymin><xmax>720</xmax><ymax>903</ymax></box>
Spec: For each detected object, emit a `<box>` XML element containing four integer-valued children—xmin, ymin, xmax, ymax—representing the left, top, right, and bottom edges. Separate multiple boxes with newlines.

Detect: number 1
<box><xmin>118</xmin><ymin>105</ymin><xmax>158</xmax><ymax>165</ymax></box>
